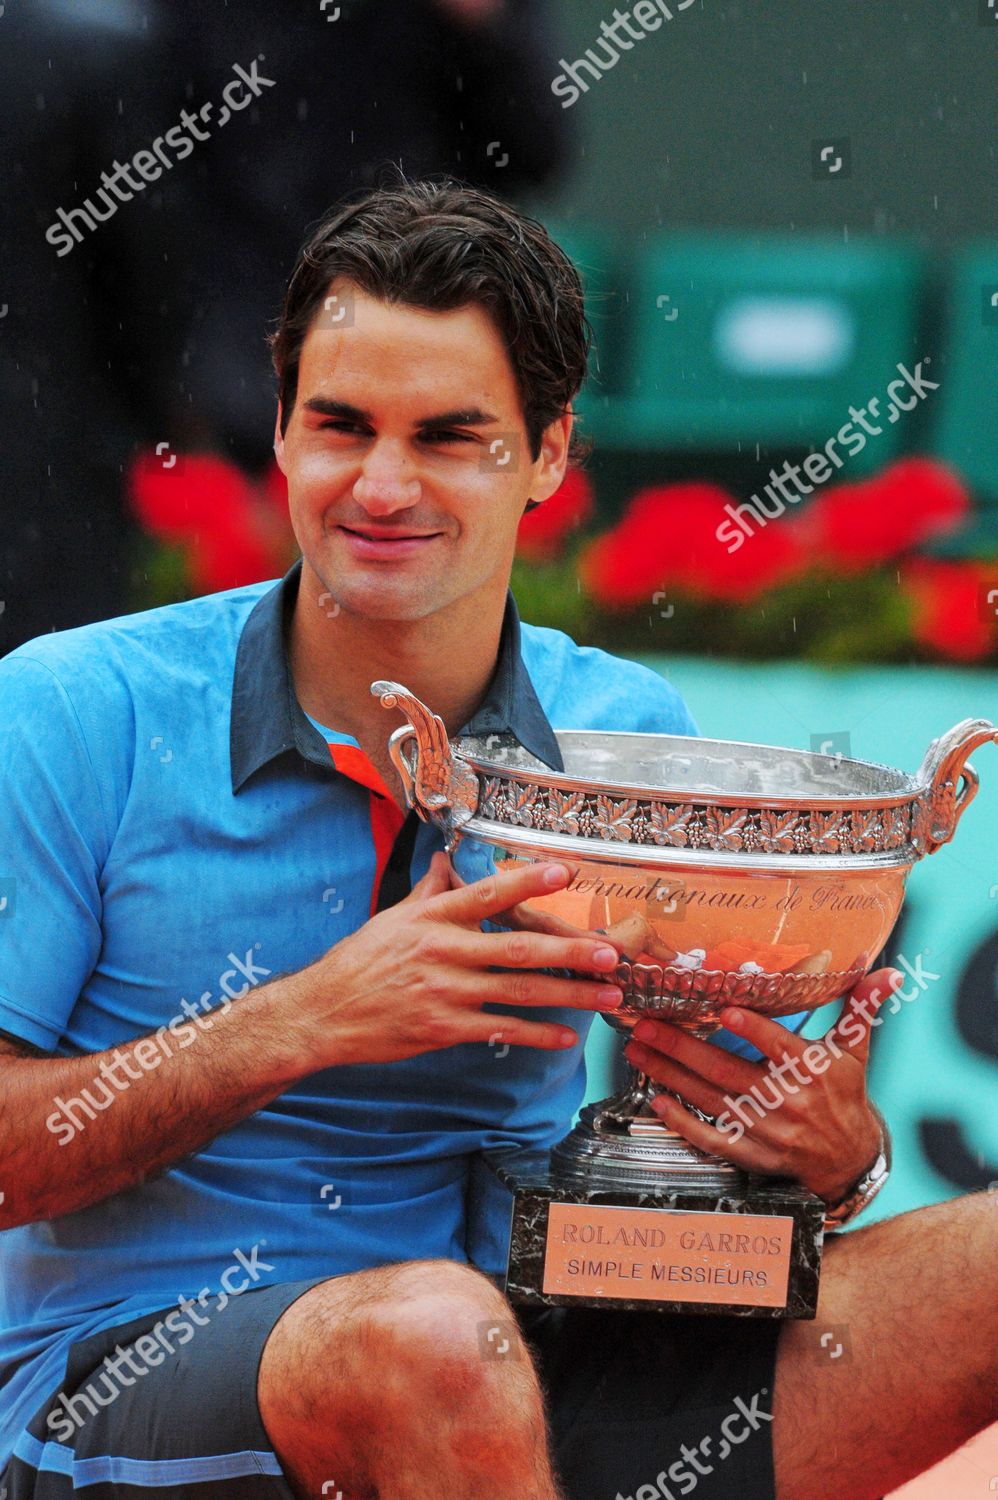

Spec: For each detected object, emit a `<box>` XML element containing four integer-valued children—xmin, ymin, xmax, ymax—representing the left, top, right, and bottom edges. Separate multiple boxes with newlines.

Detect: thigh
<box><xmin>2</xmin><ymin>1277</ymin><xmax>330</xmax><ymax>1500</ymax></box>
<box><xmin>773</xmin><ymin>1195</ymin><xmax>998</xmax><ymax>1500</ymax></box>
<box><xmin>519</xmin><ymin>1304</ymin><xmax>781</xmax><ymax>1500</ymax></box>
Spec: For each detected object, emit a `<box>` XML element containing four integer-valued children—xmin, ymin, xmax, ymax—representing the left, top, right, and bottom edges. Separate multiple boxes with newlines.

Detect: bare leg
<box><xmin>258</xmin><ymin>1258</ymin><xmax>563</xmax><ymax>1500</ymax></box>
<box><xmin>773</xmin><ymin>1192</ymin><xmax>998</xmax><ymax>1500</ymax></box>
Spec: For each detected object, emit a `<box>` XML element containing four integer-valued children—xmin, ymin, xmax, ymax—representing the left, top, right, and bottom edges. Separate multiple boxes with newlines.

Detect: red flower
<box><xmin>128</xmin><ymin>451</ymin><xmax>293</xmax><ymax>593</ymax></box>
<box><xmin>580</xmin><ymin>483</ymin><xmax>804</xmax><ymax>607</ymax></box>
<box><xmin>900</xmin><ymin>558</ymin><xmax>996</xmax><ymax>662</ymax></box>
<box><xmin>517</xmin><ymin>466</ymin><xmax>594</xmax><ymax>563</ymax></box>
<box><xmin>800</xmin><ymin>458</ymin><xmax>969</xmax><ymax>572</ymax></box>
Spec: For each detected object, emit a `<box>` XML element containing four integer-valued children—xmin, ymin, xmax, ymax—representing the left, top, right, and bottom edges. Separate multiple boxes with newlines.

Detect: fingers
<box><xmin>715</xmin><ymin>1006</ymin><xmax>810</xmax><ymax>1067</ymax></box>
<box><xmin>498</xmin><ymin>902</ymin><xmax>593</xmax><ymax>941</ymax></box>
<box><xmin>405</xmin><ymin>850</ymin><xmax>454</xmax><ymax>901</ymax></box>
<box><xmin>623</xmin><ymin>1041</ymin><xmax>731</xmax><ymax>1118</ymax></box>
<box><xmin>647</xmin><ymin>1093</ymin><xmax>784</xmax><ymax>1175</ymax></box>
<box><xmin>470</xmin><ymin>1017</ymin><xmax>580</xmax><ymax>1052</ymax></box>
<box><xmin>433</xmin><ymin>860</ymin><xmax>572</xmax><ymax>925</ymax></box>
<box><xmin>475</xmin><ymin>968</ymin><xmax>623</xmax><ymax>1012</ymax></box>
<box><xmin>444</xmin><ymin>925</ymin><xmax>622</xmax><ymax>977</ymax></box>
<box><xmin>826</xmin><ymin>967</ymin><xmax>904</xmax><ymax>1059</ymax></box>
<box><xmin>628</xmin><ymin>1017</ymin><xmax>761</xmax><ymax>1096</ymax></box>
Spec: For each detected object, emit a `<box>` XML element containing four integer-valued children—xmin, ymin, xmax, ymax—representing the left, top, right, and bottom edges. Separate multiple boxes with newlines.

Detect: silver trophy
<box><xmin>373</xmin><ymin>680</ymin><xmax>997</xmax><ymax>1315</ymax></box>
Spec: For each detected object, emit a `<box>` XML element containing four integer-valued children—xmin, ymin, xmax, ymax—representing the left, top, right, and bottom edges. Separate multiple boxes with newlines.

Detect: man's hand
<box><xmin>622</xmin><ymin>967</ymin><xmax>903</xmax><ymax>1204</ymax></box>
<box><xmin>297</xmin><ymin>854</ymin><xmax>623</xmax><ymax>1069</ymax></box>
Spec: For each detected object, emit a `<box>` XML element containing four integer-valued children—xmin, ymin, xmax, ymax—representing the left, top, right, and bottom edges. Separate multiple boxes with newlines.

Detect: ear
<box><xmin>529</xmin><ymin>410</ymin><xmax>573</xmax><ymax>506</ymax></box>
<box><xmin>273</xmin><ymin>402</ymin><xmax>288</xmax><ymax>475</ymax></box>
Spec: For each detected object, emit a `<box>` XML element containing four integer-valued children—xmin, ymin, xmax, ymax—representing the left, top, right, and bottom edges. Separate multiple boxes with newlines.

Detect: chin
<box><xmin>322</xmin><ymin>578</ymin><xmax>445</xmax><ymax>624</ymax></box>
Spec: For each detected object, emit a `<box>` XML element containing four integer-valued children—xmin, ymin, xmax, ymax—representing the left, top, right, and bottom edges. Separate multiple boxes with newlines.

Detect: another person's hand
<box><xmin>296</xmin><ymin>853</ymin><xmax>624</xmax><ymax>1069</ymax></box>
<box><xmin>622</xmin><ymin>967</ymin><xmax>903</xmax><ymax>1204</ymax></box>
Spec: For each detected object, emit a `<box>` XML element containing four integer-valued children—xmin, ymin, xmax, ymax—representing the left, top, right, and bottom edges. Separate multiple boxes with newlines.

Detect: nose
<box><xmin>352</xmin><ymin>442</ymin><xmax>422</xmax><ymax>514</ymax></box>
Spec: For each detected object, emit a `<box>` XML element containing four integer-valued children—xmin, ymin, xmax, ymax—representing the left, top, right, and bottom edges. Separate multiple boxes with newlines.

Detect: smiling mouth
<box><xmin>338</xmin><ymin>524</ymin><xmax>443</xmax><ymax>542</ymax></box>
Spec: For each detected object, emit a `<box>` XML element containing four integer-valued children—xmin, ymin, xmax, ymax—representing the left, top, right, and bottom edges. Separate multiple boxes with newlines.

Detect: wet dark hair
<box><xmin>269</xmin><ymin>172</ymin><xmax>592</xmax><ymax>467</ymax></box>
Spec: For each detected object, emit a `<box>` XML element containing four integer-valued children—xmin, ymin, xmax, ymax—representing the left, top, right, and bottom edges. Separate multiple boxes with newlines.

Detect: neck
<box><xmin>287</xmin><ymin>560</ymin><xmax>509</xmax><ymax>747</ymax></box>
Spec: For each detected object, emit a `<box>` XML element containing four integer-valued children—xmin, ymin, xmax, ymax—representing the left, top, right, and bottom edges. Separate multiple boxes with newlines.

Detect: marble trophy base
<box><xmin>485</xmin><ymin>1147</ymin><xmax>825</xmax><ymax>1319</ymax></box>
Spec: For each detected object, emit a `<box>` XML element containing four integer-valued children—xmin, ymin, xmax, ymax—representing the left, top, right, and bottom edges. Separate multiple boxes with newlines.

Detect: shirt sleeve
<box><xmin>0</xmin><ymin>653</ymin><xmax>110</xmax><ymax>1052</ymax></box>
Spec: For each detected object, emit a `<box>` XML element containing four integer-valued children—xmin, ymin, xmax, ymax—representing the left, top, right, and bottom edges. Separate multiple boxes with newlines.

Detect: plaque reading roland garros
<box><xmin>542</xmin><ymin>1203</ymin><xmax>793</xmax><ymax>1309</ymax></box>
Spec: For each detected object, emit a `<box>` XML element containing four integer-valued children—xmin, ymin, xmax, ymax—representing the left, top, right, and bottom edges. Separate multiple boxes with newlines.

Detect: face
<box><xmin>274</xmin><ymin>278</ymin><xmax>571</xmax><ymax>623</ymax></box>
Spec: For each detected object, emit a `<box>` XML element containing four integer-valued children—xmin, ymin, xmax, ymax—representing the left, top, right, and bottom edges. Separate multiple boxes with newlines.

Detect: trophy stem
<box><xmin>552</xmin><ymin>1061</ymin><xmax>745</xmax><ymax>1190</ymax></box>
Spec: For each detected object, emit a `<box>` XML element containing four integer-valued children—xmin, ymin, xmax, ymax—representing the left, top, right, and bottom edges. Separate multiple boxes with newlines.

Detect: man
<box><xmin>0</xmin><ymin>179</ymin><xmax>994</xmax><ymax>1500</ymax></box>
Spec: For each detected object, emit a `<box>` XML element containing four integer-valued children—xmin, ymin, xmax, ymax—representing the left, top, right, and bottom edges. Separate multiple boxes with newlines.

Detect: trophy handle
<box><xmin>371</xmin><ymin>680</ymin><xmax>479</xmax><ymax>845</ymax></box>
<box><xmin>913</xmin><ymin>718</ymin><xmax>998</xmax><ymax>856</ymax></box>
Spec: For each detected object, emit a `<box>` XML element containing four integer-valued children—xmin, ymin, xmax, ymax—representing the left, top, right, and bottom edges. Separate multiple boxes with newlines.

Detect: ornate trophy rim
<box><xmin>372</xmin><ymin>680</ymin><xmax>998</xmax><ymax>868</ymax></box>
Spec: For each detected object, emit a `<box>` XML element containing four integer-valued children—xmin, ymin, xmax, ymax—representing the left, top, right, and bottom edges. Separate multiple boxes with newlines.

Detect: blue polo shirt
<box><xmin>0</xmin><ymin>559</ymin><xmax>712</xmax><ymax>1463</ymax></box>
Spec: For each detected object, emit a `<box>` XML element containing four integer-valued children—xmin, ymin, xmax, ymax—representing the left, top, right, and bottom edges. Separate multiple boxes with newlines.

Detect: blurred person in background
<box><xmin>0</xmin><ymin>0</ymin><xmax>574</xmax><ymax>654</ymax></box>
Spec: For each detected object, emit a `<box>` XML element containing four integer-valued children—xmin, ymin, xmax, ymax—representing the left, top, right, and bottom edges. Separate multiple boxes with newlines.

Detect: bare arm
<box><xmin>0</xmin><ymin>973</ymin><xmax>316</xmax><ymax>1229</ymax></box>
<box><xmin>0</xmin><ymin>856</ymin><xmax>622</xmax><ymax>1230</ymax></box>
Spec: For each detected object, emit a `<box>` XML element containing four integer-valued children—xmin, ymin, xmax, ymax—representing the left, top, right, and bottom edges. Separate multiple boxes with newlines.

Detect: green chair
<box><xmin>576</xmin><ymin>231</ymin><xmax>925</xmax><ymax>471</ymax></box>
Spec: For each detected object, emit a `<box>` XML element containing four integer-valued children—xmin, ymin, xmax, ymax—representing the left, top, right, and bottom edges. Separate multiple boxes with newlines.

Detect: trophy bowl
<box><xmin>373</xmin><ymin>680</ymin><xmax>997</xmax><ymax>1190</ymax></box>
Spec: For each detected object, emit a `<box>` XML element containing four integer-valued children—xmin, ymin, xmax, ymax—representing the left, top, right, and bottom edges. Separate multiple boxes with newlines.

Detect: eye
<box><xmin>319</xmin><ymin>419</ymin><xmax>368</xmax><ymax>435</ymax></box>
<box><xmin>419</xmin><ymin>429</ymin><xmax>474</xmax><ymax>445</ymax></box>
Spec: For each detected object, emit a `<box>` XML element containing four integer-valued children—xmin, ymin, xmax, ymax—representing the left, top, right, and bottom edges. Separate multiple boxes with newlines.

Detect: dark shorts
<box><xmin>2</xmin><ymin>1277</ymin><xmax>779</xmax><ymax>1500</ymax></box>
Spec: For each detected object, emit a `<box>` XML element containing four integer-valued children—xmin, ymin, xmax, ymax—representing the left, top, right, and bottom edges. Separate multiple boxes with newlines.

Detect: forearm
<box><xmin>0</xmin><ymin>970</ymin><xmax>317</xmax><ymax>1228</ymax></box>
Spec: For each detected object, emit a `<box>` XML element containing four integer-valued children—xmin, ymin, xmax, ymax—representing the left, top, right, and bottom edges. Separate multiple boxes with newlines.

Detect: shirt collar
<box><xmin>230</xmin><ymin>557</ymin><xmax>563</xmax><ymax>794</ymax></box>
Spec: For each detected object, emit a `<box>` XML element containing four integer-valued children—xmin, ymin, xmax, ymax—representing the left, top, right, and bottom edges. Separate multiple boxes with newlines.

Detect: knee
<box><xmin>359</xmin><ymin>1259</ymin><xmax>530</xmax><ymax>1412</ymax></box>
